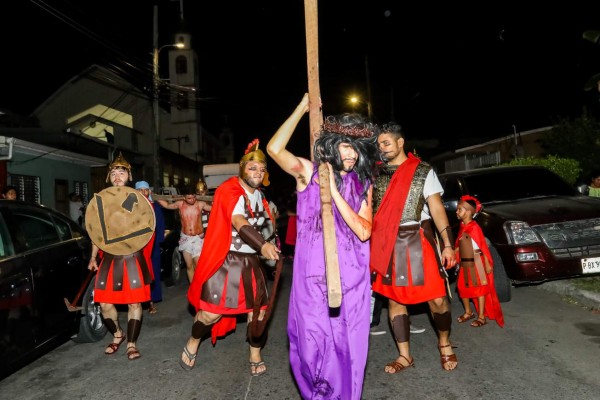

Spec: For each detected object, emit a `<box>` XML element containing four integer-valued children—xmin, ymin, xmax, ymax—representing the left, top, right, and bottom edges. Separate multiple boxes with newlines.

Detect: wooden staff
<box><xmin>64</xmin><ymin>269</ymin><xmax>94</xmax><ymax>312</ymax></box>
<box><xmin>305</xmin><ymin>0</ymin><xmax>342</xmax><ymax>308</ymax></box>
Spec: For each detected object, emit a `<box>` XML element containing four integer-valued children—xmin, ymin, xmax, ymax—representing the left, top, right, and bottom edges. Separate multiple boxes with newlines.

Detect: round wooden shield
<box><xmin>85</xmin><ymin>186</ymin><xmax>155</xmax><ymax>255</ymax></box>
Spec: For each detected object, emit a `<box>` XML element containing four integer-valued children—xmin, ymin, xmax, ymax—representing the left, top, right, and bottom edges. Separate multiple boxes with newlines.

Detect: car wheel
<box><xmin>72</xmin><ymin>276</ymin><xmax>107</xmax><ymax>343</ymax></box>
<box><xmin>170</xmin><ymin>247</ymin><xmax>183</xmax><ymax>286</ymax></box>
<box><xmin>487</xmin><ymin>241</ymin><xmax>512</xmax><ymax>303</ymax></box>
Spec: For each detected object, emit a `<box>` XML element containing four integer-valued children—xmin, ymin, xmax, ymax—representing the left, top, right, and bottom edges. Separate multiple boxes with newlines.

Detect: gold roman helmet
<box><xmin>239</xmin><ymin>139</ymin><xmax>269</xmax><ymax>186</ymax></box>
<box><xmin>106</xmin><ymin>152</ymin><xmax>132</xmax><ymax>182</ymax></box>
<box><xmin>196</xmin><ymin>179</ymin><xmax>208</xmax><ymax>195</ymax></box>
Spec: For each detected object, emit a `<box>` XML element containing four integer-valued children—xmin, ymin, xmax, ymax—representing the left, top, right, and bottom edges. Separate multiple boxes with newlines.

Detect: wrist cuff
<box><xmin>238</xmin><ymin>225</ymin><xmax>267</xmax><ymax>252</ymax></box>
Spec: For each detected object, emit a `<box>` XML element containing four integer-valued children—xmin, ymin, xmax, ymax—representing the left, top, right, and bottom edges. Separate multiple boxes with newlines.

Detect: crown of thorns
<box><xmin>322</xmin><ymin>117</ymin><xmax>374</xmax><ymax>138</ymax></box>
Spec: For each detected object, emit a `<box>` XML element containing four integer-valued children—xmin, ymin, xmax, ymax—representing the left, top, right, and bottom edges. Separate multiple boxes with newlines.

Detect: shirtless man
<box><xmin>158</xmin><ymin>185</ymin><xmax>212</xmax><ymax>283</ymax></box>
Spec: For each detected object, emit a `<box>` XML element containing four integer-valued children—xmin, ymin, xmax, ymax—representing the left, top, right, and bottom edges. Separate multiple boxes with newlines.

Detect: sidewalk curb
<box><xmin>538</xmin><ymin>280</ymin><xmax>600</xmax><ymax>310</ymax></box>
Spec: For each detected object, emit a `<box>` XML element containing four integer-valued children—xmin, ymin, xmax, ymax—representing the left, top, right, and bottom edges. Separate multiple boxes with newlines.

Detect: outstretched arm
<box><xmin>157</xmin><ymin>199</ymin><xmax>180</xmax><ymax>210</ymax></box>
<box><xmin>267</xmin><ymin>93</ymin><xmax>314</xmax><ymax>191</ymax></box>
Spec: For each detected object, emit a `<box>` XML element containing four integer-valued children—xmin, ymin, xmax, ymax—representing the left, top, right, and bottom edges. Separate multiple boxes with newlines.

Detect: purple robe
<box><xmin>288</xmin><ymin>169</ymin><xmax>371</xmax><ymax>400</ymax></box>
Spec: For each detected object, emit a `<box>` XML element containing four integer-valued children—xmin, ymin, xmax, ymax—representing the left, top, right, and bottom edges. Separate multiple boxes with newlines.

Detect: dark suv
<box><xmin>439</xmin><ymin>166</ymin><xmax>600</xmax><ymax>302</ymax></box>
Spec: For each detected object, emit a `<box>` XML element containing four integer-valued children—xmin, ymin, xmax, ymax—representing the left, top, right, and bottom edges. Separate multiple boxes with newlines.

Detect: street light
<box><xmin>348</xmin><ymin>95</ymin><xmax>373</xmax><ymax>120</ymax></box>
<box><xmin>152</xmin><ymin>42</ymin><xmax>184</xmax><ymax>191</ymax></box>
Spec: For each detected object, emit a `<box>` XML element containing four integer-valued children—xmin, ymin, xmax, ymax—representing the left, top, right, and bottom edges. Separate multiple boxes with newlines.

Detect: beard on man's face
<box><xmin>243</xmin><ymin>174</ymin><xmax>262</xmax><ymax>189</ymax></box>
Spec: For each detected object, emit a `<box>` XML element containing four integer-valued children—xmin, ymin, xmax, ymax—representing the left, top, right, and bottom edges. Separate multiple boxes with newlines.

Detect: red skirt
<box><xmin>457</xmin><ymin>252</ymin><xmax>490</xmax><ymax>298</ymax></box>
<box><xmin>94</xmin><ymin>245</ymin><xmax>153</xmax><ymax>304</ymax></box>
<box><xmin>372</xmin><ymin>229</ymin><xmax>446</xmax><ymax>304</ymax></box>
<box><xmin>198</xmin><ymin>251</ymin><xmax>268</xmax><ymax>315</ymax></box>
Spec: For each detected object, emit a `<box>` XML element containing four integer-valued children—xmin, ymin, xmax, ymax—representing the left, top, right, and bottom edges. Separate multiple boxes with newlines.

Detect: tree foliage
<box><xmin>503</xmin><ymin>155</ymin><xmax>581</xmax><ymax>186</ymax></box>
<box><xmin>540</xmin><ymin>111</ymin><xmax>600</xmax><ymax>182</ymax></box>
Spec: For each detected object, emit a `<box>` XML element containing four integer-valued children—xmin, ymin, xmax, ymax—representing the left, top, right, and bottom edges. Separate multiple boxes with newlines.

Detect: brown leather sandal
<box><xmin>457</xmin><ymin>312</ymin><xmax>475</xmax><ymax>323</ymax></box>
<box><xmin>384</xmin><ymin>355</ymin><xmax>415</xmax><ymax>374</ymax></box>
<box><xmin>126</xmin><ymin>346</ymin><xmax>141</xmax><ymax>361</ymax></box>
<box><xmin>470</xmin><ymin>317</ymin><xmax>487</xmax><ymax>327</ymax></box>
<box><xmin>438</xmin><ymin>343</ymin><xmax>458</xmax><ymax>371</ymax></box>
<box><xmin>104</xmin><ymin>334</ymin><xmax>126</xmax><ymax>355</ymax></box>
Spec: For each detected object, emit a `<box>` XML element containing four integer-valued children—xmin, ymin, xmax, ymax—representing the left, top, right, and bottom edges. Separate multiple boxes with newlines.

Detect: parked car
<box><xmin>160</xmin><ymin>208</ymin><xmax>184</xmax><ymax>287</ymax></box>
<box><xmin>0</xmin><ymin>200</ymin><xmax>105</xmax><ymax>380</ymax></box>
<box><xmin>439</xmin><ymin>165</ymin><xmax>600</xmax><ymax>302</ymax></box>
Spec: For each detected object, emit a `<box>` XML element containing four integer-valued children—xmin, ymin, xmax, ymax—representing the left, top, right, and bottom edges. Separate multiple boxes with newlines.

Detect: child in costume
<box><xmin>455</xmin><ymin>195</ymin><xmax>504</xmax><ymax>328</ymax></box>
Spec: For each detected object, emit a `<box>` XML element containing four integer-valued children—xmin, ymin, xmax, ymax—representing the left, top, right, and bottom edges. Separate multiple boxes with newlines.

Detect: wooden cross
<box><xmin>304</xmin><ymin>0</ymin><xmax>342</xmax><ymax>308</ymax></box>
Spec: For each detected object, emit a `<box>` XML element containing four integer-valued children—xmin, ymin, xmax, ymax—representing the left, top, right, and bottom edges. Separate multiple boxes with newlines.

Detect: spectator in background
<box><xmin>2</xmin><ymin>186</ymin><xmax>17</xmax><ymax>200</ymax></box>
<box><xmin>588</xmin><ymin>170</ymin><xmax>600</xmax><ymax>198</ymax></box>
<box><xmin>135</xmin><ymin>181</ymin><xmax>165</xmax><ymax>315</ymax></box>
<box><xmin>69</xmin><ymin>192</ymin><xmax>84</xmax><ymax>226</ymax></box>
<box><xmin>284</xmin><ymin>194</ymin><xmax>297</xmax><ymax>260</ymax></box>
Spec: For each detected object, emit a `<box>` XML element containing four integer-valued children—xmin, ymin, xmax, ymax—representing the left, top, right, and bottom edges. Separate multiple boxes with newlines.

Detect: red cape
<box><xmin>187</xmin><ymin>177</ymin><xmax>245</xmax><ymax>344</ymax></box>
<box><xmin>456</xmin><ymin>220</ymin><xmax>505</xmax><ymax>327</ymax></box>
<box><xmin>370</xmin><ymin>154</ymin><xmax>420</xmax><ymax>275</ymax></box>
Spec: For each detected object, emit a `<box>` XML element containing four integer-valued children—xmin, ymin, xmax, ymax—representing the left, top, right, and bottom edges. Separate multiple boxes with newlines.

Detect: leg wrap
<box><xmin>127</xmin><ymin>319</ymin><xmax>142</xmax><ymax>343</ymax></box>
<box><xmin>247</xmin><ymin>323</ymin><xmax>268</xmax><ymax>349</ymax></box>
<box><xmin>433</xmin><ymin>311</ymin><xmax>452</xmax><ymax>332</ymax></box>
<box><xmin>391</xmin><ymin>314</ymin><xmax>410</xmax><ymax>343</ymax></box>
<box><xmin>191</xmin><ymin>320</ymin><xmax>213</xmax><ymax>340</ymax></box>
<box><xmin>103</xmin><ymin>318</ymin><xmax>119</xmax><ymax>335</ymax></box>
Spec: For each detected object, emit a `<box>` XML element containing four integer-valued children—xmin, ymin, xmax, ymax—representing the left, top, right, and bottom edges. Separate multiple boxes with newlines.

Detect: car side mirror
<box><xmin>576</xmin><ymin>184</ymin><xmax>589</xmax><ymax>195</ymax></box>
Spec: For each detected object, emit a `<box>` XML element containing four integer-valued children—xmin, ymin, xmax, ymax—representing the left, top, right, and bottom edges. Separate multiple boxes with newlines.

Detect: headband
<box><xmin>460</xmin><ymin>195</ymin><xmax>482</xmax><ymax>213</ymax></box>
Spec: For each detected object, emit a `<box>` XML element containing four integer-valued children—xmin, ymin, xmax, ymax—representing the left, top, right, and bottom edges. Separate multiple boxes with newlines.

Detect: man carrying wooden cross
<box><xmin>267</xmin><ymin>93</ymin><xmax>379</xmax><ymax>400</ymax></box>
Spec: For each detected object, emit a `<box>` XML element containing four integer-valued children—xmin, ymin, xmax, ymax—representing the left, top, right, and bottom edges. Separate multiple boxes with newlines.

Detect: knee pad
<box><xmin>391</xmin><ymin>314</ymin><xmax>410</xmax><ymax>343</ymax></box>
<box><xmin>433</xmin><ymin>311</ymin><xmax>451</xmax><ymax>332</ymax></box>
<box><xmin>247</xmin><ymin>323</ymin><xmax>268</xmax><ymax>349</ymax></box>
<box><xmin>191</xmin><ymin>320</ymin><xmax>213</xmax><ymax>340</ymax></box>
<box><xmin>103</xmin><ymin>318</ymin><xmax>119</xmax><ymax>335</ymax></box>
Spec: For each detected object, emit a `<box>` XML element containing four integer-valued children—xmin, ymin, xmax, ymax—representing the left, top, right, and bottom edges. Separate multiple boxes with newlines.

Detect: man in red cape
<box><xmin>370</xmin><ymin>123</ymin><xmax>458</xmax><ymax>373</ymax></box>
<box><xmin>454</xmin><ymin>195</ymin><xmax>505</xmax><ymax>327</ymax></box>
<box><xmin>179</xmin><ymin>140</ymin><xmax>280</xmax><ymax>377</ymax></box>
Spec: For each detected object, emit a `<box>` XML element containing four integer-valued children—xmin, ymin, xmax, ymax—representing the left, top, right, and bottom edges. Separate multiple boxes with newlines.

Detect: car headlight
<box><xmin>503</xmin><ymin>221</ymin><xmax>542</xmax><ymax>245</ymax></box>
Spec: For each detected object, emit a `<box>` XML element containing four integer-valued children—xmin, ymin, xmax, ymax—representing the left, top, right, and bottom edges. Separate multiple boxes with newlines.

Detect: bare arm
<box><xmin>427</xmin><ymin>193</ymin><xmax>456</xmax><ymax>267</ymax></box>
<box><xmin>88</xmin><ymin>243</ymin><xmax>99</xmax><ymax>271</ymax></box>
<box><xmin>201</xmin><ymin>201</ymin><xmax>212</xmax><ymax>212</ymax></box>
<box><xmin>326</xmin><ymin>163</ymin><xmax>373</xmax><ymax>242</ymax></box>
<box><xmin>266</xmin><ymin>93</ymin><xmax>314</xmax><ymax>191</ymax></box>
<box><xmin>157</xmin><ymin>199</ymin><xmax>181</xmax><ymax>210</ymax></box>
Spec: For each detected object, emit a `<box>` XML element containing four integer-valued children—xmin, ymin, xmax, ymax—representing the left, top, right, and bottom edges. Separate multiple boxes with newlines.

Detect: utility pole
<box><xmin>365</xmin><ymin>56</ymin><xmax>373</xmax><ymax>120</ymax></box>
<box><xmin>152</xmin><ymin>5</ymin><xmax>161</xmax><ymax>191</ymax></box>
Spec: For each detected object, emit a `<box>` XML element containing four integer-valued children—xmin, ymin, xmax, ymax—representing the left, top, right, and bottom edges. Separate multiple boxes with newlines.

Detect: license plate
<box><xmin>581</xmin><ymin>257</ymin><xmax>600</xmax><ymax>274</ymax></box>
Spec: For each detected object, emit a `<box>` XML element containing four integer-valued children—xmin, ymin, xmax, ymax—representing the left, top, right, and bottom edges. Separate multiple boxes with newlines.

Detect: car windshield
<box><xmin>461</xmin><ymin>168</ymin><xmax>577</xmax><ymax>203</ymax></box>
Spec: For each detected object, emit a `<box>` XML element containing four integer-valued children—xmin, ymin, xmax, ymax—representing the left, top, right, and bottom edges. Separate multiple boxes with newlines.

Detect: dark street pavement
<box><xmin>1</xmin><ymin>258</ymin><xmax>599</xmax><ymax>400</ymax></box>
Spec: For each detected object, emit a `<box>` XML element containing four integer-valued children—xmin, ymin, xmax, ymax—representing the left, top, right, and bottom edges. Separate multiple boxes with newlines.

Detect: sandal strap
<box><xmin>183</xmin><ymin>345</ymin><xmax>197</xmax><ymax>361</ymax></box>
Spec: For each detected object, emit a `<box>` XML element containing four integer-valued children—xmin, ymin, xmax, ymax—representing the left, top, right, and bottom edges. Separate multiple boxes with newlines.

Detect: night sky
<box><xmin>3</xmin><ymin>1</ymin><xmax>600</xmax><ymax>159</ymax></box>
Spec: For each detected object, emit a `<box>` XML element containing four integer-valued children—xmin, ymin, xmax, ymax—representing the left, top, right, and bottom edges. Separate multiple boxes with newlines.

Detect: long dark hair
<box><xmin>313</xmin><ymin>113</ymin><xmax>379</xmax><ymax>197</ymax></box>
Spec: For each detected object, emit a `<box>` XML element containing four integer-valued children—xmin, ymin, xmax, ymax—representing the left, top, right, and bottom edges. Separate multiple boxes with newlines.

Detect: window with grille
<box><xmin>9</xmin><ymin>174</ymin><xmax>40</xmax><ymax>204</ymax></box>
<box><xmin>73</xmin><ymin>181</ymin><xmax>89</xmax><ymax>206</ymax></box>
